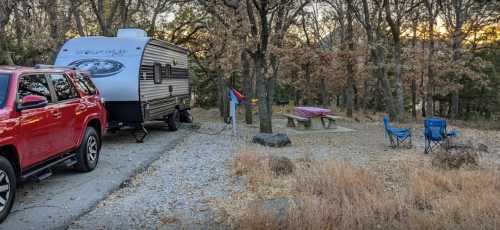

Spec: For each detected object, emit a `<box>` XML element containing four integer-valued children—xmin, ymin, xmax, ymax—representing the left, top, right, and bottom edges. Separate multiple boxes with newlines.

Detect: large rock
<box><xmin>252</xmin><ymin>133</ymin><xmax>291</xmax><ymax>147</ymax></box>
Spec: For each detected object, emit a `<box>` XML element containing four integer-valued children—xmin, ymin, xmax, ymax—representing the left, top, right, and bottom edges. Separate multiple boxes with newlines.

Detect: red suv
<box><xmin>0</xmin><ymin>65</ymin><xmax>107</xmax><ymax>221</ymax></box>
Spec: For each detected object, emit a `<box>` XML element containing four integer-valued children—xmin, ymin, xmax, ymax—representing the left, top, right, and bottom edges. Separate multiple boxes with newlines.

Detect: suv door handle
<box><xmin>51</xmin><ymin>110</ymin><xmax>62</xmax><ymax>118</ymax></box>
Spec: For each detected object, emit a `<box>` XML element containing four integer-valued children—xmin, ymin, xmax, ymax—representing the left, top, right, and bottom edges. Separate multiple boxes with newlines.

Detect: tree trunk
<box><xmin>241</xmin><ymin>51</ymin><xmax>253</xmax><ymax>124</ymax></box>
<box><xmin>0</xmin><ymin>26</ymin><xmax>13</xmax><ymax>65</ymax></box>
<box><xmin>360</xmin><ymin>0</ymin><xmax>396</xmax><ymax>120</ymax></box>
<box><xmin>384</xmin><ymin>0</ymin><xmax>405</xmax><ymax>122</ymax></box>
<box><xmin>362</xmin><ymin>80</ymin><xmax>369</xmax><ymax>113</ymax></box>
<box><xmin>393</xmin><ymin>39</ymin><xmax>405</xmax><ymax>122</ymax></box>
<box><xmin>345</xmin><ymin>0</ymin><xmax>355</xmax><ymax>118</ymax></box>
<box><xmin>451</xmin><ymin>92</ymin><xmax>459</xmax><ymax>118</ymax></box>
<box><xmin>255</xmin><ymin>54</ymin><xmax>272</xmax><ymax>133</ymax></box>
<box><xmin>73</xmin><ymin>1</ymin><xmax>86</xmax><ymax>36</ymax></box>
<box><xmin>374</xmin><ymin>45</ymin><xmax>396</xmax><ymax>120</ymax></box>
<box><xmin>450</xmin><ymin>0</ymin><xmax>464</xmax><ymax>119</ymax></box>
<box><xmin>411</xmin><ymin>79</ymin><xmax>417</xmax><ymax>119</ymax></box>
<box><xmin>303</xmin><ymin>64</ymin><xmax>311</xmax><ymax>105</ymax></box>
<box><xmin>0</xmin><ymin>44</ymin><xmax>14</xmax><ymax>65</ymax></box>
<box><xmin>425</xmin><ymin>22</ymin><xmax>435</xmax><ymax>117</ymax></box>
<box><xmin>320</xmin><ymin>78</ymin><xmax>329</xmax><ymax>106</ymax></box>
<box><xmin>216</xmin><ymin>72</ymin><xmax>229</xmax><ymax>120</ymax></box>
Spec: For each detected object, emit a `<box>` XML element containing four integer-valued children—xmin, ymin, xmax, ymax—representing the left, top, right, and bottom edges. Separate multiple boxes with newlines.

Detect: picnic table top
<box><xmin>294</xmin><ymin>106</ymin><xmax>332</xmax><ymax>118</ymax></box>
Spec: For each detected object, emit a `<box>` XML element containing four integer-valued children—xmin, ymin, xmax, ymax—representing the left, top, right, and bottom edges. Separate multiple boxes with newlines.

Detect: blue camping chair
<box><xmin>383</xmin><ymin>116</ymin><xmax>412</xmax><ymax>148</ymax></box>
<box><xmin>424</xmin><ymin>118</ymin><xmax>459</xmax><ymax>154</ymax></box>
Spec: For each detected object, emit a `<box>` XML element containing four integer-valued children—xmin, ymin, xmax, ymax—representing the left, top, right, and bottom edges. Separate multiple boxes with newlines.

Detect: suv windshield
<box><xmin>0</xmin><ymin>74</ymin><xmax>10</xmax><ymax>108</ymax></box>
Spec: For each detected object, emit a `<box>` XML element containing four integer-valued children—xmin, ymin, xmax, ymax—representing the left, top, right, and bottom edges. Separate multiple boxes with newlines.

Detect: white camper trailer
<box><xmin>55</xmin><ymin>29</ymin><xmax>191</xmax><ymax>141</ymax></box>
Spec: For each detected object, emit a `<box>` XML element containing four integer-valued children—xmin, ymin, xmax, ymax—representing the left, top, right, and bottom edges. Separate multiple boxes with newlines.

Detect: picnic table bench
<box><xmin>284</xmin><ymin>113</ymin><xmax>311</xmax><ymax>129</ymax></box>
<box><xmin>284</xmin><ymin>113</ymin><xmax>342</xmax><ymax>130</ymax></box>
<box><xmin>320</xmin><ymin>114</ymin><xmax>341</xmax><ymax>129</ymax></box>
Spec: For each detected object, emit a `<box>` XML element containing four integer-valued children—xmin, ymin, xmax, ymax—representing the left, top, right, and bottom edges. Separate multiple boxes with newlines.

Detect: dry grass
<box><xmin>232</xmin><ymin>149</ymin><xmax>275</xmax><ymax>192</ymax></box>
<box><xmin>232</xmin><ymin>150</ymin><xmax>500</xmax><ymax>230</ymax></box>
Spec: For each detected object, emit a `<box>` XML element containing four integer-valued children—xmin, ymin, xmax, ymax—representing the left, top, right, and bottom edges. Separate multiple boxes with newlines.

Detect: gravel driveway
<box><xmin>68</xmin><ymin>122</ymin><xmax>240</xmax><ymax>229</ymax></box>
<box><xmin>0</xmin><ymin>123</ymin><xmax>189</xmax><ymax>230</ymax></box>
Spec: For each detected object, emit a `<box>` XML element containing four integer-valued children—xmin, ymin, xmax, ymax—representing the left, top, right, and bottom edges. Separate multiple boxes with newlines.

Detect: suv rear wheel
<box><xmin>0</xmin><ymin>156</ymin><xmax>16</xmax><ymax>223</ymax></box>
<box><xmin>75</xmin><ymin>127</ymin><xmax>101</xmax><ymax>172</ymax></box>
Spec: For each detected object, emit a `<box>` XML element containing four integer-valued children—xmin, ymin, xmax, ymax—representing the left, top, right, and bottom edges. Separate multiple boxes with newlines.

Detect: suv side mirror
<box><xmin>18</xmin><ymin>95</ymin><xmax>48</xmax><ymax>110</ymax></box>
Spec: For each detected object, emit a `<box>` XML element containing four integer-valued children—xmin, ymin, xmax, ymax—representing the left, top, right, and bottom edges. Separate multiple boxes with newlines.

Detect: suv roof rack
<box><xmin>34</xmin><ymin>64</ymin><xmax>78</xmax><ymax>70</ymax></box>
<box><xmin>0</xmin><ymin>65</ymin><xmax>23</xmax><ymax>70</ymax></box>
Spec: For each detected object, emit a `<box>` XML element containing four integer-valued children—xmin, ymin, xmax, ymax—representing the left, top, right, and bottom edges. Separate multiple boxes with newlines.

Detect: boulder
<box><xmin>269</xmin><ymin>156</ymin><xmax>294</xmax><ymax>176</ymax></box>
<box><xmin>252</xmin><ymin>133</ymin><xmax>291</xmax><ymax>148</ymax></box>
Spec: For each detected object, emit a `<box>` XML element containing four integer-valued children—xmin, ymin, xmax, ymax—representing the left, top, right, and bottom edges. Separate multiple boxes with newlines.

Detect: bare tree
<box><xmin>353</xmin><ymin>0</ymin><xmax>398</xmax><ymax>120</ymax></box>
<box><xmin>384</xmin><ymin>0</ymin><xmax>420</xmax><ymax>122</ymax></box>
<box><xmin>423</xmin><ymin>0</ymin><xmax>440</xmax><ymax>117</ymax></box>
<box><xmin>87</xmin><ymin>0</ymin><xmax>123</xmax><ymax>36</ymax></box>
<box><xmin>245</xmin><ymin>0</ymin><xmax>309</xmax><ymax>133</ymax></box>
<box><xmin>0</xmin><ymin>0</ymin><xmax>18</xmax><ymax>65</ymax></box>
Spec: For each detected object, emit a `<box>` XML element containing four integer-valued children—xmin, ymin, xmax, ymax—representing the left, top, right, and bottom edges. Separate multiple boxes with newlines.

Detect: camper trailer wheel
<box><xmin>168</xmin><ymin>110</ymin><xmax>181</xmax><ymax>131</ymax></box>
<box><xmin>180</xmin><ymin>109</ymin><xmax>193</xmax><ymax>123</ymax></box>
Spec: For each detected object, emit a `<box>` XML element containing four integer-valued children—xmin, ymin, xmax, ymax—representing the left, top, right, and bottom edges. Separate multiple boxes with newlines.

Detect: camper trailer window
<box><xmin>165</xmin><ymin>64</ymin><xmax>172</xmax><ymax>79</ymax></box>
<box><xmin>154</xmin><ymin>63</ymin><xmax>162</xmax><ymax>84</ymax></box>
<box><xmin>50</xmin><ymin>74</ymin><xmax>79</xmax><ymax>101</ymax></box>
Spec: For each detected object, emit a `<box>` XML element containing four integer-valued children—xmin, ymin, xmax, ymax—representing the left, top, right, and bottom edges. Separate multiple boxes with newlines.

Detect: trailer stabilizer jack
<box><xmin>131</xmin><ymin>125</ymin><xmax>148</xmax><ymax>143</ymax></box>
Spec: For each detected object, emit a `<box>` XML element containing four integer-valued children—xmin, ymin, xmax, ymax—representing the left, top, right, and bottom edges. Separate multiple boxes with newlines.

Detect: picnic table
<box><xmin>294</xmin><ymin>106</ymin><xmax>331</xmax><ymax>118</ymax></box>
<box><xmin>284</xmin><ymin>106</ymin><xmax>341</xmax><ymax>130</ymax></box>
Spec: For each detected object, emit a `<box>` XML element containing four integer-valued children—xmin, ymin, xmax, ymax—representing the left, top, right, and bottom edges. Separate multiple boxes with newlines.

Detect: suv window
<box><xmin>50</xmin><ymin>73</ymin><xmax>78</xmax><ymax>101</ymax></box>
<box><xmin>75</xmin><ymin>72</ymin><xmax>97</xmax><ymax>95</ymax></box>
<box><xmin>18</xmin><ymin>74</ymin><xmax>53</xmax><ymax>103</ymax></box>
<box><xmin>0</xmin><ymin>74</ymin><xmax>9</xmax><ymax>108</ymax></box>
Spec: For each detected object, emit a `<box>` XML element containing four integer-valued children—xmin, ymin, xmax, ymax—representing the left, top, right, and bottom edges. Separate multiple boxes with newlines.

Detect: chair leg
<box><xmin>425</xmin><ymin>140</ymin><xmax>430</xmax><ymax>154</ymax></box>
<box><xmin>389</xmin><ymin>135</ymin><xmax>395</xmax><ymax>148</ymax></box>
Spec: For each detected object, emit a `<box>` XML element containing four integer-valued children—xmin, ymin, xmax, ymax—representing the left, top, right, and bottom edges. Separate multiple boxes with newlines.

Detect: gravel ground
<box><xmin>67</xmin><ymin>109</ymin><xmax>500</xmax><ymax>229</ymax></box>
<box><xmin>69</xmin><ymin>122</ymin><xmax>243</xmax><ymax>229</ymax></box>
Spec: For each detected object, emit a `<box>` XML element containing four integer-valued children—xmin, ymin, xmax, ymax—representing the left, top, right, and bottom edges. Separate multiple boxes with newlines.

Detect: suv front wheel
<box><xmin>0</xmin><ymin>156</ymin><xmax>16</xmax><ymax>223</ymax></box>
<box><xmin>75</xmin><ymin>127</ymin><xmax>101</xmax><ymax>172</ymax></box>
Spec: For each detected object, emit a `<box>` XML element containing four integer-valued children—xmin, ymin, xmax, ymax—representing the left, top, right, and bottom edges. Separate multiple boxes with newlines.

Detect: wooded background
<box><xmin>0</xmin><ymin>0</ymin><xmax>499</xmax><ymax>133</ymax></box>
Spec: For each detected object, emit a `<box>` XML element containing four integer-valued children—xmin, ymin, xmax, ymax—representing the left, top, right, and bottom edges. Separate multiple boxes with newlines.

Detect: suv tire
<box><xmin>167</xmin><ymin>110</ymin><xmax>181</xmax><ymax>131</ymax></box>
<box><xmin>0</xmin><ymin>156</ymin><xmax>16</xmax><ymax>223</ymax></box>
<box><xmin>75</xmin><ymin>127</ymin><xmax>101</xmax><ymax>172</ymax></box>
